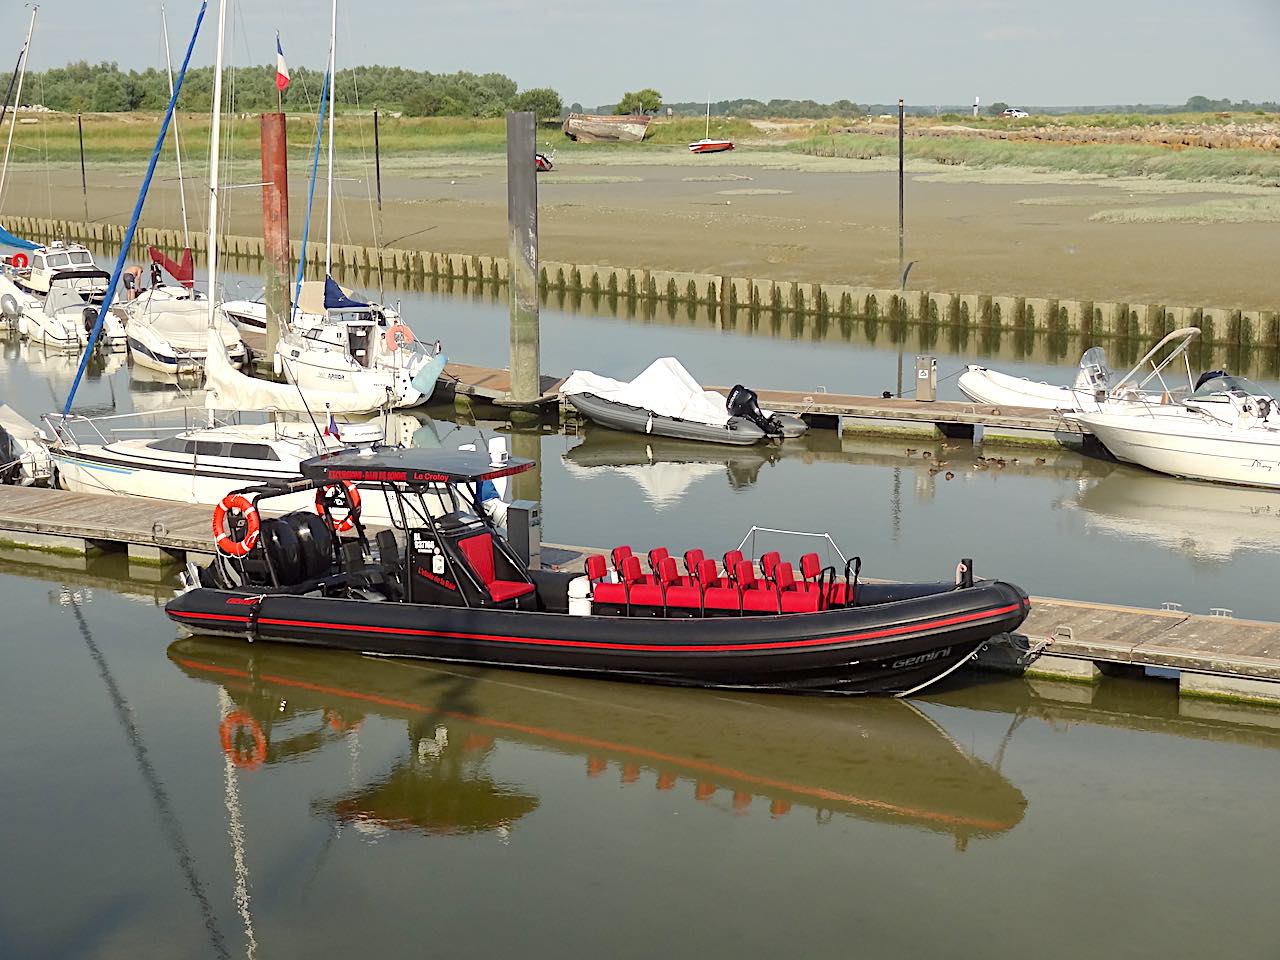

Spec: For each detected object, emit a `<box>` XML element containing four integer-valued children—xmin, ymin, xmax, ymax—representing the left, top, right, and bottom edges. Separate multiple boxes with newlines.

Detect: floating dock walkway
<box><xmin>439</xmin><ymin>361</ymin><xmax>1087</xmax><ymax>446</ymax></box>
<box><xmin>0</xmin><ymin>484</ymin><xmax>1276</xmax><ymax>706</ymax></box>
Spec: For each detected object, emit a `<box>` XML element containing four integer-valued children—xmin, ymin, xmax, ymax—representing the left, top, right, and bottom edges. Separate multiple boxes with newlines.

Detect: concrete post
<box><xmin>506</xmin><ymin>112</ymin><xmax>541</xmax><ymax>405</ymax></box>
<box><xmin>260</xmin><ymin>113</ymin><xmax>291</xmax><ymax>358</ymax></box>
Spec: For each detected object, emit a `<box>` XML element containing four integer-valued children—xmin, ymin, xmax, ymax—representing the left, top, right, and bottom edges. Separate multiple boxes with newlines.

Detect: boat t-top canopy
<box><xmin>301</xmin><ymin>446</ymin><xmax>534</xmax><ymax>486</ymax></box>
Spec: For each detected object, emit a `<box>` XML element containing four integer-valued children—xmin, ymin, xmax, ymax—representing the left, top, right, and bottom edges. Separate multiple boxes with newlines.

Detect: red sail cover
<box><xmin>148</xmin><ymin>246</ymin><xmax>195</xmax><ymax>288</ymax></box>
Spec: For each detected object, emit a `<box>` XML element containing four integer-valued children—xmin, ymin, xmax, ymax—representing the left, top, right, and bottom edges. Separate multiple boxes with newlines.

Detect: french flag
<box><xmin>275</xmin><ymin>34</ymin><xmax>290</xmax><ymax>92</ymax></box>
<box><xmin>324</xmin><ymin>411</ymin><xmax>341</xmax><ymax>441</ymax></box>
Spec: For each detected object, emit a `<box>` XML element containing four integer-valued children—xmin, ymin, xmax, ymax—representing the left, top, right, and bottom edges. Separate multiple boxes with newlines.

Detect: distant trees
<box><xmin>660</xmin><ymin>97</ymin><xmax>864</xmax><ymax>119</ymax></box>
<box><xmin>19</xmin><ymin>60</ymin><xmax>563</xmax><ymax>119</ymax></box>
<box><xmin>615</xmin><ymin>89</ymin><xmax>662</xmax><ymax>115</ymax></box>
<box><xmin>987</xmin><ymin>101</ymin><xmax>1009</xmax><ymax>117</ymax></box>
<box><xmin>511</xmin><ymin>87</ymin><xmax>563</xmax><ymax>122</ymax></box>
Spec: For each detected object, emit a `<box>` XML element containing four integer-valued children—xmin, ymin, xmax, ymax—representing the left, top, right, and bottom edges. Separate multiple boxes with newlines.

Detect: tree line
<box><xmin>12</xmin><ymin>61</ymin><xmax>564</xmax><ymax>119</ymax></box>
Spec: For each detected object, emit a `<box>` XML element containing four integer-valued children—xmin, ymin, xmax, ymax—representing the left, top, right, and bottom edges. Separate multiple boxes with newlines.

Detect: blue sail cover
<box><xmin>323</xmin><ymin>275</ymin><xmax>370</xmax><ymax>310</ymax></box>
<box><xmin>0</xmin><ymin>223</ymin><xmax>39</xmax><ymax>251</ymax></box>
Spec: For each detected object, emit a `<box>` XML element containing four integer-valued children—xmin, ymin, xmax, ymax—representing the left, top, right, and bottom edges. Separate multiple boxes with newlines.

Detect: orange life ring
<box><xmin>219</xmin><ymin>710</ymin><xmax>267</xmax><ymax>769</ymax></box>
<box><xmin>315</xmin><ymin>479</ymin><xmax>362</xmax><ymax>532</ymax></box>
<box><xmin>385</xmin><ymin>322</ymin><xmax>414</xmax><ymax>352</ymax></box>
<box><xmin>212</xmin><ymin>493</ymin><xmax>260</xmax><ymax>557</ymax></box>
<box><xmin>10</xmin><ymin>253</ymin><xmax>28</xmax><ymax>269</ymax></box>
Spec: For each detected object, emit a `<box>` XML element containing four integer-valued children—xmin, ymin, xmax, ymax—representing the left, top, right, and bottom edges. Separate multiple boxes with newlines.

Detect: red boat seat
<box><xmin>594</xmin><ymin>554</ymin><xmax>652</xmax><ymax>607</ymax></box>
<box><xmin>695</xmin><ymin>558</ymin><xmax>732</xmax><ymax>590</ymax></box>
<box><xmin>683</xmin><ymin>548</ymin><xmax>705</xmax><ymax>579</ymax></box>
<box><xmin>657</xmin><ymin>556</ymin><xmax>700</xmax><ymax>608</ymax></box>
<box><xmin>723</xmin><ymin>550</ymin><xmax>745</xmax><ymax>581</ymax></box>
<box><xmin>776</xmin><ymin>563</ymin><xmax>820</xmax><ymax>613</ymax></box>
<box><xmin>648</xmin><ymin>547</ymin><xmax>670</xmax><ymax>575</ymax></box>
<box><xmin>621</xmin><ymin>555</ymin><xmax>663</xmax><ymax>606</ymax></box>
<box><xmin>611</xmin><ymin>545</ymin><xmax>633</xmax><ymax>573</ymax></box>
<box><xmin>458</xmin><ymin>533</ymin><xmax>535</xmax><ymax>604</ymax></box>
<box><xmin>736</xmin><ymin>560</ymin><xmax>780</xmax><ymax>613</ymax></box>
<box><xmin>827</xmin><ymin>580</ymin><xmax>856</xmax><ymax>608</ymax></box>
<box><xmin>585</xmin><ymin>554</ymin><xmax>609</xmax><ymax>584</ymax></box>
<box><xmin>760</xmin><ymin>551</ymin><xmax>782</xmax><ymax>582</ymax></box>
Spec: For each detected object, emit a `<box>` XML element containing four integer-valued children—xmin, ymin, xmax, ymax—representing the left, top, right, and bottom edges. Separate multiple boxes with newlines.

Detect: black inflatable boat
<box><xmin>166</xmin><ymin>446</ymin><xmax>1031</xmax><ymax>695</ymax></box>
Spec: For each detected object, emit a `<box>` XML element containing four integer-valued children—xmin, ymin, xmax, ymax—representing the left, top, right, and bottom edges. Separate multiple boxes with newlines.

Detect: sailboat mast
<box><xmin>207</xmin><ymin>0</ymin><xmax>227</xmax><ymax>331</ymax></box>
<box><xmin>0</xmin><ymin>6</ymin><xmax>38</xmax><ymax>208</ymax></box>
<box><xmin>705</xmin><ymin>95</ymin><xmax>710</xmax><ymax>140</ymax></box>
<box><xmin>161</xmin><ymin>3</ymin><xmax>191</xmax><ymax>249</ymax></box>
<box><xmin>324</xmin><ymin>0</ymin><xmax>337</xmax><ymax>276</ymax></box>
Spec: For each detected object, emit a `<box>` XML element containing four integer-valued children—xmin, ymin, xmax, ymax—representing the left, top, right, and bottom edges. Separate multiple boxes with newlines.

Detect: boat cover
<box><xmin>561</xmin><ymin>358</ymin><xmax>733</xmax><ymax>427</ymax></box>
<box><xmin>203</xmin><ymin>327</ymin><xmax>390</xmax><ymax>414</ymax></box>
<box><xmin>324</xmin><ymin>275</ymin><xmax>370</xmax><ymax>310</ymax></box>
<box><xmin>0</xmin><ymin>223</ymin><xmax>38</xmax><ymax>251</ymax></box>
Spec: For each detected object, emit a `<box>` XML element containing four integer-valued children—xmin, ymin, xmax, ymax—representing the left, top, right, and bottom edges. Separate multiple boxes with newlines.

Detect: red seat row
<box><xmin>587</xmin><ymin>546</ymin><xmax>852</xmax><ymax>615</ymax></box>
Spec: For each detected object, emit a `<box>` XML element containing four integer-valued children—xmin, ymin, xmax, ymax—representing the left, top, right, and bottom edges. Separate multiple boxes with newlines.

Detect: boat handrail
<box><xmin>735</xmin><ymin>526</ymin><xmax>849</xmax><ymax>566</ymax></box>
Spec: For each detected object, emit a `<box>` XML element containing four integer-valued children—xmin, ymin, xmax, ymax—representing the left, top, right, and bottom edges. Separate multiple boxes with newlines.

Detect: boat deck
<box><xmin>0</xmin><ymin>483</ymin><xmax>1275</xmax><ymax>703</ymax></box>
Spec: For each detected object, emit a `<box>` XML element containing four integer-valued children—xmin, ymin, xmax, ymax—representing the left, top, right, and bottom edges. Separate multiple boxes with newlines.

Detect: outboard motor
<box><xmin>0</xmin><ymin>424</ymin><xmax>20</xmax><ymax>485</ymax></box>
<box><xmin>726</xmin><ymin>383</ymin><xmax>784</xmax><ymax>437</ymax></box>
<box><xmin>82</xmin><ymin>307</ymin><xmax>98</xmax><ymax>334</ymax></box>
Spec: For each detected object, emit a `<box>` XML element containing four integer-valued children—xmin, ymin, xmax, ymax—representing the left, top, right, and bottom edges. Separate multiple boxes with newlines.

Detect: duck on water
<box><xmin>167</xmin><ymin>445</ymin><xmax>1033</xmax><ymax>696</ymax></box>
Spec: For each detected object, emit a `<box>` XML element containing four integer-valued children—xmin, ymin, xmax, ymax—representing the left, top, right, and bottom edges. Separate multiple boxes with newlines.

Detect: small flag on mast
<box><xmin>275</xmin><ymin>34</ymin><xmax>290</xmax><ymax>92</ymax></box>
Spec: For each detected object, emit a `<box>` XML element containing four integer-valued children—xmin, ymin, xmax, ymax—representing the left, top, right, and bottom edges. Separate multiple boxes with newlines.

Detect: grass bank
<box><xmin>792</xmin><ymin>132</ymin><xmax>1280</xmax><ymax>184</ymax></box>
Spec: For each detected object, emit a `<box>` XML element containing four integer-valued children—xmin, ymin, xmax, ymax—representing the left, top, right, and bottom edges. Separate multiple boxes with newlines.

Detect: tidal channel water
<box><xmin>2</xmin><ymin>270</ymin><xmax>1279</xmax><ymax>958</ymax></box>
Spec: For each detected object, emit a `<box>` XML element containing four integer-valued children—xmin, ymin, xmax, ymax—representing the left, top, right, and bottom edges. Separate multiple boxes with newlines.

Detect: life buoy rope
<box><xmin>315</xmin><ymin>479</ymin><xmax>362</xmax><ymax>533</ymax></box>
<box><xmin>212</xmin><ymin>493</ymin><xmax>260</xmax><ymax>557</ymax></box>
<box><xmin>219</xmin><ymin>710</ymin><xmax>267</xmax><ymax>769</ymax></box>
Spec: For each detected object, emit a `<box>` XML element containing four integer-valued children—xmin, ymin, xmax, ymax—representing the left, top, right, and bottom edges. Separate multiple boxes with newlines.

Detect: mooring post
<box><xmin>506</xmin><ymin>110</ymin><xmax>541</xmax><ymax>405</ymax></box>
<box><xmin>260</xmin><ymin>112</ymin><xmax>291</xmax><ymax>360</ymax></box>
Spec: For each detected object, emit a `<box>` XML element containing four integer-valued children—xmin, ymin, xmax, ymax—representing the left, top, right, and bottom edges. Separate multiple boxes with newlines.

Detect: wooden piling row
<box><xmin>9</xmin><ymin>215</ymin><xmax>1280</xmax><ymax>348</ymax></box>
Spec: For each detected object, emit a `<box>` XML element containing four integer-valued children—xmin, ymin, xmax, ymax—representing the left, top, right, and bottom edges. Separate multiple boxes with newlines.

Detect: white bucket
<box><xmin>567</xmin><ymin>575</ymin><xmax>592</xmax><ymax>617</ymax></box>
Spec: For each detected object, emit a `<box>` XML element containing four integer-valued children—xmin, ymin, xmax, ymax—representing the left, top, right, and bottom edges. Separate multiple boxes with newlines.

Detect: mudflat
<box><xmin>5</xmin><ymin>150</ymin><xmax>1277</xmax><ymax>309</ymax></box>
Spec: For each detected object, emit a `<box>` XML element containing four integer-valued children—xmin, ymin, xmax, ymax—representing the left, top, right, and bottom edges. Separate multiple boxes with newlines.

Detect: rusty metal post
<box><xmin>506</xmin><ymin>111</ymin><xmax>540</xmax><ymax>405</ymax></box>
<box><xmin>260</xmin><ymin>112</ymin><xmax>291</xmax><ymax>360</ymax></box>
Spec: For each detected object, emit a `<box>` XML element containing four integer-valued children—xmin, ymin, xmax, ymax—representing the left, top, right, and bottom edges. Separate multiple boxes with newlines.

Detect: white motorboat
<box><xmin>2</xmin><ymin>241</ymin><xmax>111</xmax><ymax>302</ymax></box>
<box><xmin>958</xmin><ymin>328</ymin><xmax>1202</xmax><ymax>412</ymax></box>
<box><xmin>0</xmin><ymin>274</ymin><xmax>127</xmax><ymax>351</ymax></box>
<box><xmin>1068</xmin><ymin>374</ymin><xmax>1280</xmax><ymax>488</ymax></box>
<box><xmin>121</xmin><ymin>284</ymin><xmax>247</xmax><ymax>374</ymax></box>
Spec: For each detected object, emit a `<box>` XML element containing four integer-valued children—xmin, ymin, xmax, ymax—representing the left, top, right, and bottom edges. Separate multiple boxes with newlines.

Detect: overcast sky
<box><xmin>10</xmin><ymin>0</ymin><xmax>1280</xmax><ymax>107</ymax></box>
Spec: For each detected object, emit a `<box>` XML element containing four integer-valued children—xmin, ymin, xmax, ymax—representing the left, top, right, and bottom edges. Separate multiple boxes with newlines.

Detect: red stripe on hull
<box><xmin>170</xmin><ymin>602</ymin><xmax>1024</xmax><ymax>653</ymax></box>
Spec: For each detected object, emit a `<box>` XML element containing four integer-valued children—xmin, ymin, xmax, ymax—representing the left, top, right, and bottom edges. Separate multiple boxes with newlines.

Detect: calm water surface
<box><xmin>2</xmin><ymin>272</ymin><xmax>1279</xmax><ymax>957</ymax></box>
<box><xmin>1</xmin><ymin>559</ymin><xmax>1277</xmax><ymax>958</ymax></box>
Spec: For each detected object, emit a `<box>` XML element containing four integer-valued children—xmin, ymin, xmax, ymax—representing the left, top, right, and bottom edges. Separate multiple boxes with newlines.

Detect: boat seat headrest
<box><xmin>585</xmin><ymin>554</ymin><xmax>608</xmax><ymax>582</ymax></box>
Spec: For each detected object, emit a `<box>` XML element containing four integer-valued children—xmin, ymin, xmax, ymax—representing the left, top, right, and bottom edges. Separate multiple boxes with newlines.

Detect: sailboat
<box><xmin>688</xmin><ymin>97</ymin><xmax>734</xmax><ymax>154</ymax></box>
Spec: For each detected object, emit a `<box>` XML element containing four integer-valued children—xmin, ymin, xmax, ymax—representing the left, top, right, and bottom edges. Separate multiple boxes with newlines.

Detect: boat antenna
<box><xmin>0</xmin><ymin>5</ymin><xmax>37</xmax><ymax>211</ymax></box>
<box><xmin>62</xmin><ymin>1</ymin><xmax>206</xmax><ymax>417</ymax></box>
<box><xmin>161</xmin><ymin>3</ymin><xmax>191</xmax><ymax>249</ymax></box>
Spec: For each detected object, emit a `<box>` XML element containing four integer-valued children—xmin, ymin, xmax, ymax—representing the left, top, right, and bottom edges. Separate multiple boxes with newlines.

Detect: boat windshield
<box><xmin>1190</xmin><ymin>374</ymin><xmax>1271</xmax><ymax>400</ymax></box>
<box><xmin>1072</xmin><ymin>347</ymin><xmax>1112</xmax><ymax>391</ymax></box>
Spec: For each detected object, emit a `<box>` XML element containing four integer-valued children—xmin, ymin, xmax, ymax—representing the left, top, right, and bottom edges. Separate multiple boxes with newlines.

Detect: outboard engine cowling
<box><xmin>726</xmin><ymin>383</ymin><xmax>784</xmax><ymax>437</ymax></box>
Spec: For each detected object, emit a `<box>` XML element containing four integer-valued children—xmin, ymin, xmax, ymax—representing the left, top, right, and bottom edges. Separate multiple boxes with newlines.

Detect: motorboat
<box><xmin>166</xmin><ymin>445</ymin><xmax>1032</xmax><ymax>695</ymax></box>
<box><xmin>2</xmin><ymin>240</ymin><xmax>111</xmax><ymax>302</ymax></box>
<box><xmin>689</xmin><ymin>138</ymin><xmax>734</xmax><ymax>154</ymax></box>
<box><xmin>169</xmin><ymin>639</ymin><xmax>1027</xmax><ymax>842</ymax></box>
<box><xmin>958</xmin><ymin>328</ymin><xmax>1202</xmax><ymax>412</ymax></box>
<box><xmin>562</xmin><ymin>357</ymin><xmax>807</xmax><ymax>446</ymax></box>
<box><xmin>120</xmin><ymin>283</ymin><xmax>247</xmax><ymax>374</ymax></box>
<box><xmin>1068</xmin><ymin>374</ymin><xmax>1280</xmax><ymax>488</ymax></box>
<box><xmin>0</xmin><ymin>273</ymin><xmax>127</xmax><ymax>351</ymax></box>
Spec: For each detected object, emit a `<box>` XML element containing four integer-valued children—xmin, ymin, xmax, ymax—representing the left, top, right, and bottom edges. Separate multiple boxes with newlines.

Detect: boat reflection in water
<box><xmin>563</xmin><ymin>424</ymin><xmax>782</xmax><ymax>506</ymax></box>
<box><xmin>1065</xmin><ymin>466</ymin><xmax>1280</xmax><ymax>562</ymax></box>
<box><xmin>168</xmin><ymin>639</ymin><xmax>1028</xmax><ymax>847</ymax></box>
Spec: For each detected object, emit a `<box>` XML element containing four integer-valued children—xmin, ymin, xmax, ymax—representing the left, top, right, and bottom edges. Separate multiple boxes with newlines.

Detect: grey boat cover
<box><xmin>561</xmin><ymin>358</ymin><xmax>737</xmax><ymax>428</ymax></box>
